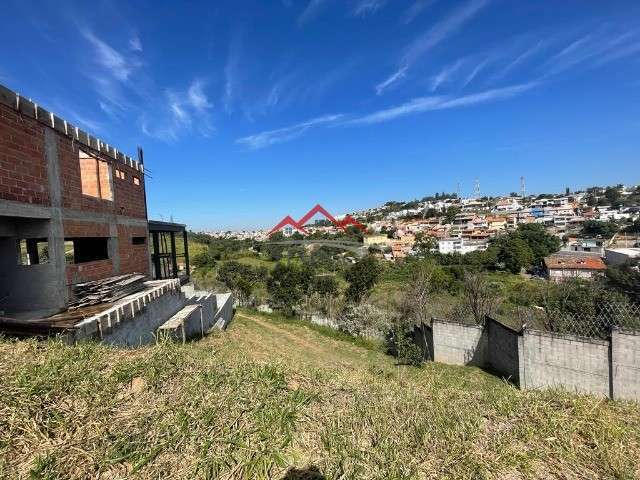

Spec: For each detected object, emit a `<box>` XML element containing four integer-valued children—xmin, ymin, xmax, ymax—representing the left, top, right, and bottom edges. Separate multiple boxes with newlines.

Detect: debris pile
<box><xmin>69</xmin><ymin>273</ymin><xmax>147</xmax><ymax>310</ymax></box>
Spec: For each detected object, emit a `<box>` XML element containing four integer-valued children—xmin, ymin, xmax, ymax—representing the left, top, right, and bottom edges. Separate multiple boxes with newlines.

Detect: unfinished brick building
<box><xmin>0</xmin><ymin>83</ymin><xmax>149</xmax><ymax>317</ymax></box>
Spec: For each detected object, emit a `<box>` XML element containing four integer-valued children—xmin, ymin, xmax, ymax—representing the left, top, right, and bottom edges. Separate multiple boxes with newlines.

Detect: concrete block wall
<box><xmin>213</xmin><ymin>293</ymin><xmax>234</xmax><ymax>330</ymax></box>
<box><xmin>486</xmin><ymin>317</ymin><xmax>521</xmax><ymax>382</ymax></box>
<box><xmin>432</xmin><ymin>319</ymin><xmax>487</xmax><ymax>366</ymax></box>
<box><xmin>520</xmin><ymin>330</ymin><xmax>611</xmax><ymax>397</ymax></box>
<box><xmin>72</xmin><ymin>279</ymin><xmax>184</xmax><ymax>346</ymax></box>
<box><xmin>157</xmin><ymin>304</ymin><xmax>204</xmax><ymax>342</ymax></box>
<box><xmin>611</xmin><ymin>329</ymin><xmax>640</xmax><ymax>401</ymax></box>
<box><xmin>426</xmin><ymin>317</ymin><xmax>640</xmax><ymax>401</ymax></box>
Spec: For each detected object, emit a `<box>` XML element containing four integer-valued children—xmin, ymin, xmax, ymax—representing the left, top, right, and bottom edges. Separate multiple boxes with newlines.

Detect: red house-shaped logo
<box><xmin>269</xmin><ymin>204</ymin><xmax>366</xmax><ymax>236</ymax></box>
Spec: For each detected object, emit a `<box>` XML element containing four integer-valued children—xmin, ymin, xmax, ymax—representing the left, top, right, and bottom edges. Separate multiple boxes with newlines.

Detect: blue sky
<box><xmin>1</xmin><ymin>0</ymin><xmax>639</xmax><ymax>230</ymax></box>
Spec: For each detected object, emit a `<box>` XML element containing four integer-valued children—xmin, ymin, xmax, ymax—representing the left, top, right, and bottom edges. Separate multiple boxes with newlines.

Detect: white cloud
<box><xmin>81</xmin><ymin>30</ymin><xmax>137</xmax><ymax>81</ymax></box>
<box><xmin>462</xmin><ymin>55</ymin><xmax>493</xmax><ymax>87</ymax></box>
<box><xmin>353</xmin><ymin>0</ymin><xmax>387</xmax><ymax>17</ymax></box>
<box><xmin>490</xmin><ymin>40</ymin><xmax>546</xmax><ymax>82</ymax></box>
<box><xmin>375</xmin><ymin>66</ymin><xmax>408</xmax><ymax>95</ymax></box>
<box><xmin>352</xmin><ymin>82</ymin><xmax>537</xmax><ymax>124</ymax></box>
<box><xmin>129</xmin><ymin>35</ymin><xmax>143</xmax><ymax>52</ymax></box>
<box><xmin>237</xmin><ymin>83</ymin><xmax>537</xmax><ymax>149</ymax></box>
<box><xmin>377</xmin><ymin>0</ymin><xmax>489</xmax><ymax>94</ymax></box>
<box><xmin>543</xmin><ymin>29</ymin><xmax>640</xmax><ymax>77</ymax></box>
<box><xmin>402</xmin><ymin>0</ymin><xmax>436</xmax><ymax>24</ymax></box>
<box><xmin>236</xmin><ymin>113</ymin><xmax>345</xmax><ymax>149</ymax></box>
<box><xmin>141</xmin><ymin>80</ymin><xmax>215</xmax><ymax>142</ymax></box>
<box><xmin>429</xmin><ymin>59</ymin><xmax>464</xmax><ymax>91</ymax></box>
<box><xmin>224</xmin><ymin>31</ymin><xmax>243</xmax><ymax>112</ymax></box>
<box><xmin>298</xmin><ymin>0</ymin><xmax>328</xmax><ymax>26</ymax></box>
<box><xmin>188</xmin><ymin>80</ymin><xmax>213</xmax><ymax>111</ymax></box>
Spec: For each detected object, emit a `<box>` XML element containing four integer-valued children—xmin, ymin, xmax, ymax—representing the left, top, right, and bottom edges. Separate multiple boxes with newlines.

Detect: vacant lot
<box><xmin>1</xmin><ymin>310</ymin><xmax>639</xmax><ymax>479</ymax></box>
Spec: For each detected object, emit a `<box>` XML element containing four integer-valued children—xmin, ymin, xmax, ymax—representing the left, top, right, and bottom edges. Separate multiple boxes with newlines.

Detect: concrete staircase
<box><xmin>71</xmin><ymin>280</ymin><xmax>234</xmax><ymax>346</ymax></box>
<box><xmin>156</xmin><ymin>287</ymin><xmax>234</xmax><ymax>343</ymax></box>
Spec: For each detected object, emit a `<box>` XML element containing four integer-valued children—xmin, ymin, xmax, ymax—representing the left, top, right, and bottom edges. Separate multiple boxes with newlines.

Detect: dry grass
<box><xmin>1</xmin><ymin>309</ymin><xmax>639</xmax><ymax>479</ymax></box>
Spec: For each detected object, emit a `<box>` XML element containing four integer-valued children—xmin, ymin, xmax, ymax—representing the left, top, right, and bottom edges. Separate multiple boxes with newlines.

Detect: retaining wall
<box><xmin>520</xmin><ymin>330</ymin><xmax>610</xmax><ymax>397</ymax></box>
<box><xmin>432</xmin><ymin>319</ymin><xmax>487</xmax><ymax>366</ymax></box>
<box><xmin>213</xmin><ymin>293</ymin><xmax>234</xmax><ymax>330</ymax></box>
<box><xmin>611</xmin><ymin>328</ymin><xmax>640</xmax><ymax>401</ymax></box>
<box><xmin>423</xmin><ymin>317</ymin><xmax>640</xmax><ymax>401</ymax></box>
<box><xmin>486</xmin><ymin>317</ymin><xmax>521</xmax><ymax>382</ymax></box>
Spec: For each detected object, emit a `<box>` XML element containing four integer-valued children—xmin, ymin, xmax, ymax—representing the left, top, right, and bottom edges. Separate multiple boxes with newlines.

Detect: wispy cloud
<box><xmin>141</xmin><ymin>79</ymin><xmax>215</xmax><ymax>141</ymax></box>
<box><xmin>129</xmin><ymin>35</ymin><xmax>143</xmax><ymax>52</ymax></box>
<box><xmin>238</xmin><ymin>83</ymin><xmax>537</xmax><ymax>148</ymax></box>
<box><xmin>298</xmin><ymin>0</ymin><xmax>328</xmax><ymax>25</ymax></box>
<box><xmin>375</xmin><ymin>66</ymin><xmax>408</xmax><ymax>95</ymax></box>
<box><xmin>462</xmin><ymin>55</ymin><xmax>493</xmax><ymax>87</ymax></box>
<box><xmin>353</xmin><ymin>0</ymin><xmax>387</xmax><ymax>17</ymax></box>
<box><xmin>377</xmin><ymin>0</ymin><xmax>489</xmax><ymax>94</ymax></box>
<box><xmin>188</xmin><ymin>80</ymin><xmax>213</xmax><ymax>112</ymax></box>
<box><xmin>224</xmin><ymin>30</ymin><xmax>244</xmax><ymax>113</ymax></box>
<box><xmin>402</xmin><ymin>0</ymin><xmax>436</xmax><ymax>24</ymax></box>
<box><xmin>81</xmin><ymin>29</ymin><xmax>139</xmax><ymax>82</ymax></box>
<box><xmin>429</xmin><ymin>59</ymin><xmax>465</xmax><ymax>91</ymax></box>
<box><xmin>543</xmin><ymin>28</ymin><xmax>640</xmax><ymax>77</ymax></box>
<box><xmin>236</xmin><ymin>113</ymin><xmax>345</xmax><ymax>149</ymax></box>
<box><xmin>357</xmin><ymin>82</ymin><xmax>537</xmax><ymax>124</ymax></box>
<box><xmin>489</xmin><ymin>40</ymin><xmax>546</xmax><ymax>82</ymax></box>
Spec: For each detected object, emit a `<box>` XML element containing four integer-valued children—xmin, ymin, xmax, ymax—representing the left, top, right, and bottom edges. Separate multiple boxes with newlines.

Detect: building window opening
<box><xmin>132</xmin><ymin>236</ymin><xmax>146</xmax><ymax>245</ymax></box>
<box><xmin>133</xmin><ymin>176</ymin><xmax>140</xmax><ymax>186</ymax></box>
<box><xmin>17</xmin><ymin>238</ymin><xmax>49</xmax><ymax>265</ymax></box>
<box><xmin>79</xmin><ymin>149</ymin><xmax>113</xmax><ymax>201</ymax></box>
<box><xmin>64</xmin><ymin>237</ymin><xmax>109</xmax><ymax>264</ymax></box>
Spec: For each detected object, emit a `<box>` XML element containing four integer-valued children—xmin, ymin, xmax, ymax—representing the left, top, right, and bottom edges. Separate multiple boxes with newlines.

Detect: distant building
<box><xmin>605</xmin><ymin>248</ymin><xmax>640</xmax><ymax>266</ymax></box>
<box><xmin>438</xmin><ymin>237</ymin><xmax>488</xmax><ymax>255</ymax></box>
<box><xmin>364</xmin><ymin>234</ymin><xmax>393</xmax><ymax>247</ymax></box>
<box><xmin>568</xmin><ymin>238</ymin><xmax>605</xmax><ymax>255</ymax></box>
<box><xmin>543</xmin><ymin>253</ymin><xmax>607</xmax><ymax>282</ymax></box>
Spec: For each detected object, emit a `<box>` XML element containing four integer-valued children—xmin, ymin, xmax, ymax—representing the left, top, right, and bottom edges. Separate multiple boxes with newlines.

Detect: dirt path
<box><xmin>235</xmin><ymin>312</ymin><xmax>325</xmax><ymax>356</ymax></box>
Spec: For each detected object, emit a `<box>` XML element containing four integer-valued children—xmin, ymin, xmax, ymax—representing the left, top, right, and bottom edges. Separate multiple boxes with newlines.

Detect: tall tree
<box><xmin>345</xmin><ymin>256</ymin><xmax>382</xmax><ymax>303</ymax></box>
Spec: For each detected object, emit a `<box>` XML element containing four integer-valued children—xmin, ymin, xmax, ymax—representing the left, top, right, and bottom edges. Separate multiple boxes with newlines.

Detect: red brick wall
<box><xmin>118</xmin><ymin>225</ymin><xmax>150</xmax><ymax>274</ymax></box>
<box><xmin>63</xmin><ymin>220</ymin><xmax>150</xmax><ymax>284</ymax></box>
<box><xmin>66</xmin><ymin>259</ymin><xmax>115</xmax><ymax>285</ymax></box>
<box><xmin>0</xmin><ymin>103</ymin><xmax>50</xmax><ymax>204</ymax></box>
<box><xmin>2</xmin><ymin>101</ymin><xmax>151</xmax><ymax>288</ymax></box>
<box><xmin>57</xmin><ymin>135</ymin><xmax>146</xmax><ymax>218</ymax></box>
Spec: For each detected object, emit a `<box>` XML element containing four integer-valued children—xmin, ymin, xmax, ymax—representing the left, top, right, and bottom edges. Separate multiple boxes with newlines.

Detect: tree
<box><xmin>605</xmin><ymin>259</ymin><xmax>640</xmax><ymax>303</ymax></box>
<box><xmin>462</xmin><ymin>272</ymin><xmax>498</xmax><ymax>324</ymax></box>
<box><xmin>496</xmin><ymin>237</ymin><xmax>534</xmax><ymax>274</ymax></box>
<box><xmin>513</xmin><ymin>223</ymin><xmax>560</xmax><ymax>265</ymax></box>
<box><xmin>345</xmin><ymin>256</ymin><xmax>382</xmax><ymax>303</ymax></box>
<box><xmin>623</xmin><ymin>219</ymin><xmax>640</xmax><ymax>234</ymax></box>
<box><xmin>413</xmin><ymin>232</ymin><xmax>437</xmax><ymax>257</ymax></box>
<box><xmin>191</xmin><ymin>251</ymin><xmax>215</xmax><ymax>269</ymax></box>
<box><xmin>266</xmin><ymin>263</ymin><xmax>314</xmax><ymax>315</ymax></box>
<box><xmin>604</xmin><ymin>186</ymin><xmax>622</xmax><ymax>206</ymax></box>
<box><xmin>218</xmin><ymin>261</ymin><xmax>268</xmax><ymax>306</ymax></box>
<box><xmin>581</xmin><ymin>220</ymin><xmax>618</xmax><ymax>238</ymax></box>
<box><xmin>311</xmin><ymin>275</ymin><xmax>339</xmax><ymax>296</ymax></box>
<box><xmin>443</xmin><ymin>206</ymin><xmax>461</xmax><ymax>224</ymax></box>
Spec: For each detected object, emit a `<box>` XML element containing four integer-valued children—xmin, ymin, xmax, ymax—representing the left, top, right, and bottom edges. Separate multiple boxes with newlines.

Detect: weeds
<box><xmin>0</xmin><ymin>312</ymin><xmax>639</xmax><ymax>479</ymax></box>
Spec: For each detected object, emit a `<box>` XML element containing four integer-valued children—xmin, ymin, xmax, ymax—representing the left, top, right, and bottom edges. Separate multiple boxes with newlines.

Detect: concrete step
<box><xmin>157</xmin><ymin>304</ymin><xmax>203</xmax><ymax>342</ymax></box>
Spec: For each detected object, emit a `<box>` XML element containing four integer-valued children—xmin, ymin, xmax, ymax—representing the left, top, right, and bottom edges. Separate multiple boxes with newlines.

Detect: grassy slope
<box><xmin>1</xmin><ymin>311</ymin><xmax>639</xmax><ymax>479</ymax></box>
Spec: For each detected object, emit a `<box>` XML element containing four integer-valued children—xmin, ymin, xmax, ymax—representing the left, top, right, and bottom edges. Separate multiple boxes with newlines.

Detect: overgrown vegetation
<box><xmin>1</xmin><ymin>313</ymin><xmax>639</xmax><ymax>478</ymax></box>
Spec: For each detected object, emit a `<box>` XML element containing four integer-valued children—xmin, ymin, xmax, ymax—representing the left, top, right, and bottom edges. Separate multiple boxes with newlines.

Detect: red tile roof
<box><xmin>544</xmin><ymin>254</ymin><xmax>607</xmax><ymax>271</ymax></box>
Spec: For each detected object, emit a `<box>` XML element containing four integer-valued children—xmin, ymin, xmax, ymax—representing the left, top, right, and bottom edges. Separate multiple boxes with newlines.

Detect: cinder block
<box><xmin>0</xmin><ymin>84</ymin><xmax>17</xmax><ymax>108</ymax></box>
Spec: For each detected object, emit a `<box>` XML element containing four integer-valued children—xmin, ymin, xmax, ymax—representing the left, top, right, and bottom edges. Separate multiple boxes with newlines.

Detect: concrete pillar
<box><xmin>44</xmin><ymin>128</ymin><xmax>68</xmax><ymax>310</ymax></box>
